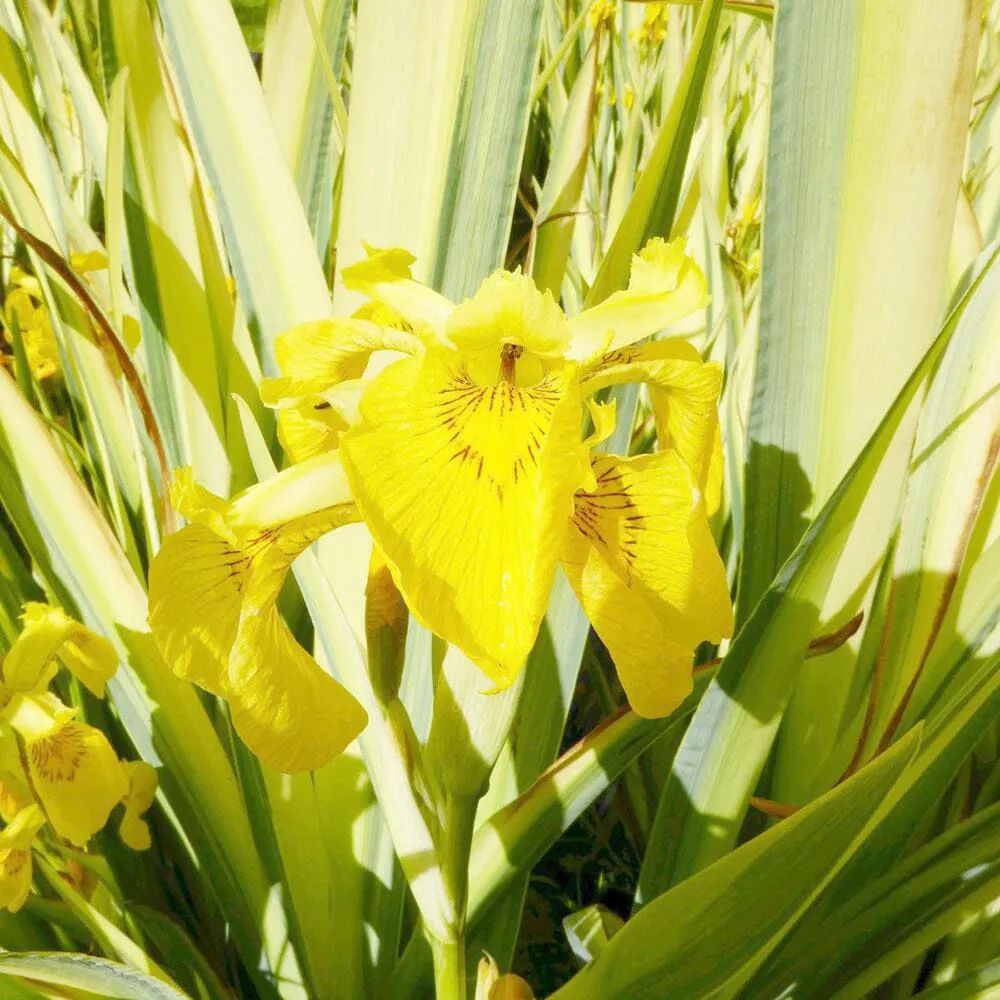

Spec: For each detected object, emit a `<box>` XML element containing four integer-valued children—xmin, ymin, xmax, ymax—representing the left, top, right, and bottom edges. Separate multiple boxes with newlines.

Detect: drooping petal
<box><xmin>148</xmin><ymin>465</ymin><xmax>368</xmax><ymax>773</ymax></box>
<box><xmin>225</xmin><ymin>606</ymin><xmax>368</xmax><ymax>773</ymax></box>
<box><xmin>561</xmin><ymin>450</ymin><xmax>733</xmax><ymax>717</ymax></box>
<box><xmin>15</xmin><ymin>709</ymin><xmax>128</xmax><ymax>847</ymax></box>
<box><xmin>341</xmin><ymin>245</ymin><xmax>454</xmax><ymax>338</ymax></box>
<box><xmin>2</xmin><ymin>603</ymin><xmax>117</xmax><ymax>698</ymax></box>
<box><xmin>579</xmin><ymin>339</ymin><xmax>724</xmax><ymax>515</ymax></box>
<box><xmin>223</xmin><ymin>510</ymin><xmax>369</xmax><ymax>773</ymax></box>
<box><xmin>260</xmin><ymin>318</ymin><xmax>423</xmax><ymax>404</ymax></box>
<box><xmin>147</xmin><ymin>521</ymin><xmax>241</xmax><ymax>697</ymax></box>
<box><xmin>0</xmin><ymin>804</ymin><xmax>45</xmax><ymax>912</ymax></box>
<box><xmin>151</xmin><ymin>457</ymin><xmax>356</xmax><ymax>695</ymax></box>
<box><xmin>566</xmin><ymin>237</ymin><xmax>709</xmax><ymax>360</ymax></box>
<box><xmin>445</xmin><ymin>270</ymin><xmax>571</xmax><ymax>358</ymax></box>
<box><xmin>119</xmin><ymin>761</ymin><xmax>158</xmax><ymax>851</ymax></box>
<box><xmin>341</xmin><ymin>349</ymin><xmax>589</xmax><ymax>685</ymax></box>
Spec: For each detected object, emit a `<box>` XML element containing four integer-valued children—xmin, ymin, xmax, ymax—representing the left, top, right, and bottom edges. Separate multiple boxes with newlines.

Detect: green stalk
<box><xmin>430</xmin><ymin>934</ymin><xmax>466</xmax><ymax>1000</ymax></box>
<box><xmin>430</xmin><ymin>793</ymin><xmax>478</xmax><ymax>1000</ymax></box>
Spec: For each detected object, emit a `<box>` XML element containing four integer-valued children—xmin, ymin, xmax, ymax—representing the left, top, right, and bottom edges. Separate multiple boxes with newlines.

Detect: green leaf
<box><xmin>126</xmin><ymin>907</ymin><xmax>233</xmax><ymax>1000</ymax></box>
<box><xmin>531</xmin><ymin>37</ymin><xmax>598</xmax><ymax>296</ymax></box>
<box><xmin>0</xmin><ymin>953</ymin><xmax>192</xmax><ymax>1000</ymax></box>
<box><xmin>745</xmin><ymin>799</ymin><xmax>1000</xmax><ymax>998</ymax></box>
<box><xmin>432</xmin><ymin>0</ymin><xmax>545</xmax><ymax>300</ymax></box>
<box><xmin>262</xmin><ymin>0</ymin><xmax>351</xmax><ymax>252</ymax></box>
<box><xmin>740</xmin><ymin>0</ymin><xmax>981</xmax><ymax>806</ymax></box>
<box><xmin>104</xmin><ymin>0</ymin><xmax>231</xmax><ymax>491</ymax></box>
<box><xmin>564</xmin><ymin>905</ymin><xmax>624</xmax><ymax>965</ymax></box>
<box><xmin>157</xmin><ymin>0</ymin><xmax>332</xmax><ymax>372</ymax></box>
<box><xmin>551</xmin><ymin>728</ymin><xmax>922</xmax><ymax>1000</ymax></box>
<box><xmin>919</xmin><ymin>959</ymin><xmax>1000</xmax><ymax>999</ymax></box>
<box><xmin>586</xmin><ymin>0</ymin><xmax>723</xmax><ymax>306</ymax></box>
<box><xmin>859</xmin><ymin>243</ymin><xmax>1000</xmax><ymax>751</ymax></box>
<box><xmin>637</xmin><ymin>244</ymin><xmax>1000</xmax><ymax>901</ymax></box>
<box><xmin>231</xmin><ymin>0</ymin><xmax>270</xmax><ymax>51</ymax></box>
<box><xmin>333</xmin><ymin>0</ymin><xmax>481</xmax><ymax>301</ymax></box>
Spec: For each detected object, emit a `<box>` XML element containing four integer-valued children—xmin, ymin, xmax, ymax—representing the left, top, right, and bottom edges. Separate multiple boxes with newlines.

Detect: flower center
<box><xmin>499</xmin><ymin>343</ymin><xmax>523</xmax><ymax>385</ymax></box>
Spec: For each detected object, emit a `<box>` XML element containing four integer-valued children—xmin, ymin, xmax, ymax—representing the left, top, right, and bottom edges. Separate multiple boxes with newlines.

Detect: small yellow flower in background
<box><xmin>119</xmin><ymin>761</ymin><xmax>158</xmax><ymax>851</ymax></box>
<box><xmin>69</xmin><ymin>250</ymin><xmax>109</xmax><ymax>273</ymax></box>
<box><xmin>588</xmin><ymin>0</ymin><xmax>616</xmax><ymax>32</ymax></box>
<box><xmin>249</xmin><ymin>237</ymin><xmax>732</xmax><ymax>721</ymax></box>
<box><xmin>0</xmin><ymin>604</ymin><xmax>156</xmax><ymax>911</ymax></box>
<box><xmin>2</xmin><ymin>268</ymin><xmax>60</xmax><ymax>381</ymax></box>
<box><xmin>148</xmin><ymin>459</ymin><xmax>368</xmax><ymax>773</ymax></box>
<box><xmin>631</xmin><ymin>3</ymin><xmax>668</xmax><ymax>59</ymax></box>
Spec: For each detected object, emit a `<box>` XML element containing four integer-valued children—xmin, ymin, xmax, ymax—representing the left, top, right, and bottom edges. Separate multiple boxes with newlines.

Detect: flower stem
<box><xmin>430</xmin><ymin>793</ymin><xmax>477</xmax><ymax>1000</ymax></box>
<box><xmin>430</xmin><ymin>931</ymin><xmax>467</xmax><ymax>1000</ymax></box>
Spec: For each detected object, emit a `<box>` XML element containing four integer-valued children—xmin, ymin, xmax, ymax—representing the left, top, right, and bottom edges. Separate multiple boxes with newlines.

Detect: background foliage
<box><xmin>0</xmin><ymin>0</ymin><xmax>998</xmax><ymax>997</ymax></box>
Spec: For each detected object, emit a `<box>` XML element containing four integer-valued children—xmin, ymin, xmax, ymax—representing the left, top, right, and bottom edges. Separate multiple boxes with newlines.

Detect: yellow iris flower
<box><xmin>0</xmin><ymin>604</ymin><xmax>129</xmax><ymax>847</ymax></box>
<box><xmin>119</xmin><ymin>760</ymin><xmax>159</xmax><ymax>851</ymax></box>
<box><xmin>0</xmin><ymin>604</ymin><xmax>156</xmax><ymax>911</ymax></box>
<box><xmin>267</xmin><ymin>237</ymin><xmax>732</xmax><ymax>716</ymax></box>
<box><xmin>148</xmin><ymin>237</ymin><xmax>733</xmax><ymax>775</ymax></box>
<box><xmin>3</xmin><ymin>270</ymin><xmax>61</xmax><ymax>382</ymax></box>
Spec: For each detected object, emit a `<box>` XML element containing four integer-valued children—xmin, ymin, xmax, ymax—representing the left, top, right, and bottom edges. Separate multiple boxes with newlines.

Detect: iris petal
<box><xmin>119</xmin><ymin>760</ymin><xmax>158</xmax><ymax>851</ymax></box>
<box><xmin>2</xmin><ymin>603</ymin><xmax>116</xmax><ymax>698</ymax></box>
<box><xmin>445</xmin><ymin>269</ymin><xmax>570</xmax><ymax>358</ymax></box>
<box><xmin>0</xmin><ymin>804</ymin><xmax>45</xmax><ymax>912</ymax></box>
<box><xmin>566</xmin><ymin>237</ymin><xmax>709</xmax><ymax>360</ymax></box>
<box><xmin>261</xmin><ymin>318</ymin><xmax>423</xmax><ymax>404</ymax></box>
<box><xmin>148</xmin><ymin>464</ymin><xmax>368</xmax><ymax>773</ymax></box>
<box><xmin>341</xmin><ymin>348</ymin><xmax>589</xmax><ymax>685</ymax></box>
<box><xmin>580</xmin><ymin>339</ymin><xmax>724</xmax><ymax>516</ymax></box>
<box><xmin>22</xmin><ymin>717</ymin><xmax>128</xmax><ymax>847</ymax></box>
<box><xmin>561</xmin><ymin>450</ymin><xmax>733</xmax><ymax>717</ymax></box>
<box><xmin>340</xmin><ymin>245</ymin><xmax>454</xmax><ymax>338</ymax></box>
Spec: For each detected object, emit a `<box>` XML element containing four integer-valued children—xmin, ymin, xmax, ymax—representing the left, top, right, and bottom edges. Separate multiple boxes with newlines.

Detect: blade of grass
<box><xmin>157</xmin><ymin>0</ymin><xmax>333</xmax><ymax>373</ymax></box>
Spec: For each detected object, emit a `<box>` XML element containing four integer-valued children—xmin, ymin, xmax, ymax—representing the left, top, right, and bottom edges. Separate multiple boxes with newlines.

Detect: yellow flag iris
<box><xmin>257</xmin><ymin>237</ymin><xmax>733</xmax><ymax>718</ymax></box>
<box><xmin>0</xmin><ymin>604</ymin><xmax>128</xmax><ymax>847</ymax></box>
<box><xmin>0</xmin><ymin>604</ymin><xmax>157</xmax><ymax>910</ymax></box>
<box><xmin>3</xmin><ymin>268</ymin><xmax>61</xmax><ymax>381</ymax></box>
